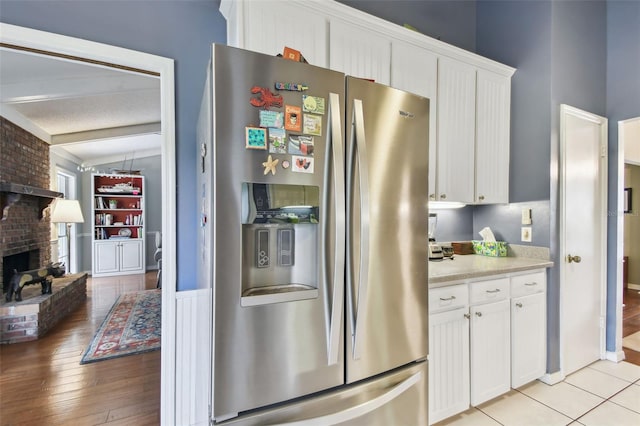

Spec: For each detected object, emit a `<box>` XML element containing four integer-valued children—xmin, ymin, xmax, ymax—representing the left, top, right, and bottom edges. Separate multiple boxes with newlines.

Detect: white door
<box><xmin>560</xmin><ymin>104</ymin><xmax>608</xmax><ymax>376</ymax></box>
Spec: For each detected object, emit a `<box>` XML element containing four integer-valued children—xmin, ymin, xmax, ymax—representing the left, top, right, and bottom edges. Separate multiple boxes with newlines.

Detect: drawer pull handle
<box><xmin>516</xmin><ymin>302</ymin><xmax>523</xmax><ymax>308</ymax></box>
<box><xmin>486</xmin><ymin>289</ymin><xmax>501</xmax><ymax>294</ymax></box>
<box><xmin>439</xmin><ymin>296</ymin><xmax>456</xmax><ymax>301</ymax></box>
<box><xmin>475</xmin><ymin>311</ymin><xmax>482</xmax><ymax>317</ymax></box>
<box><xmin>524</xmin><ymin>282</ymin><xmax>538</xmax><ymax>286</ymax></box>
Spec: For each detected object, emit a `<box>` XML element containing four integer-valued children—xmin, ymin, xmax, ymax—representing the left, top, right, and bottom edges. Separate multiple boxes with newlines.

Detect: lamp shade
<box><xmin>50</xmin><ymin>199</ymin><xmax>85</xmax><ymax>223</ymax></box>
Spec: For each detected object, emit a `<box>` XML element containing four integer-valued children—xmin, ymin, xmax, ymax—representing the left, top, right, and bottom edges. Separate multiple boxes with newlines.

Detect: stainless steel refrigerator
<box><xmin>197</xmin><ymin>44</ymin><xmax>429</xmax><ymax>425</ymax></box>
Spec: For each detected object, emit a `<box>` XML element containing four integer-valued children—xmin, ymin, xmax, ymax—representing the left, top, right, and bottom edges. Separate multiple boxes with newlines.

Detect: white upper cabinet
<box><xmin>221</xmin><ymin>0</ymin><xmax>515</xmax><ymax>205</ymax></box>
<box><xmin>329</xmin><ymin>20</ymin><xmax>390</xmax><ymax>84</ymax></box>
<box><xmin>222</xmin><ymin>0</ymin><xmax>328</xmax><ymax>67</ymax></box>
<box><xmin>391</xmin><ymin>42</ymin><xmax>438</xmax><ymax>198</ymax></box>
<box><xmin>437</xmin><ymin>57</ymin><xmax>477</xmax><ymax>203</ymax></box>
<box><xmin>476</xmin><ymin>70</ymin><xmax>511</xmax><ymax>204</ymax></box>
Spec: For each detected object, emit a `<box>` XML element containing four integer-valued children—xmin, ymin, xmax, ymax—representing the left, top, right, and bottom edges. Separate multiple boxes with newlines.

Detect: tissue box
<box><xmin>472</xmin><ymin>240</ymin><xmax>508</xmax><ymax>257</ymax></box>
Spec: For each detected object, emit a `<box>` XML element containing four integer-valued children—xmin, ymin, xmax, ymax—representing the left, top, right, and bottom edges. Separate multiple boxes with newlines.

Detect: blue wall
<box><xmin>606</xmin><ymin>0</ymin><xmax>640</xmax><ymax>351</ymax></box>
<box><xmin>476</xmin><ymin>0</ymin><xmax>611</xmax><ymax>373</ymax></box>
<box><xmin>0</xmin><ymin>0</ymin><xmax>227</xmax><ymax>290</ymax></box>
<box><xmin>338</xmin><ymin>0</ymin><xmax>477</xmax><ymax>52</ymax></box>
<box><xmin>477</xmin><ymin>0</ymin><xmax>553</xmax><ymax>205</ymax></box>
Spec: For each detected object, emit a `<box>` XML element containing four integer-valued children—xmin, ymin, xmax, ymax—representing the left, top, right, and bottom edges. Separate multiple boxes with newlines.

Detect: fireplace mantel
<box><xmin>0</xmin><ymin>183</ymin><xmax>62</xmax><ymax>221</ymax></box>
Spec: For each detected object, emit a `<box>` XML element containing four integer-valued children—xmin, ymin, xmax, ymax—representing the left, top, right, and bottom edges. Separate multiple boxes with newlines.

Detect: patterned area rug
<box><xmin>81</xmin><ymin>289</ymin><xmax>161</xmax><ymax>364</ymax></box>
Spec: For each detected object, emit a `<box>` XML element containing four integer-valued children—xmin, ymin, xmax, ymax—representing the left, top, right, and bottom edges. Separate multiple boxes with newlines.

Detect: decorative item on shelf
<box><xmin>118</xmin><ymin>228</ymin><xmax>132</xmax><ymax>238</ymax></box>
<box><xmin>109</xmin><ymin>199</ymin><xmax>117</xmax><ymax>209</ymax></box>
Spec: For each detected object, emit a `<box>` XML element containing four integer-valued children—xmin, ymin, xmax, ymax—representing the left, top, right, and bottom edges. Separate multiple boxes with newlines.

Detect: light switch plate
<box><xmin>522</xmin><ymin>208</ymin><xmax>532</xmax><ymax>225</ymax></box>
<box><xmin>521</xmin><ymin>226</ymin><xmax>532</xmax><ymax>242</ymax></box>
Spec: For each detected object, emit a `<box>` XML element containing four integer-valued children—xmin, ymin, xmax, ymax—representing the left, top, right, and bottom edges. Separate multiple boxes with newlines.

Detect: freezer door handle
<box><xmin>347</xmin><ymin>98</ymin><xmax>371</xmax><ymax>361</ymax></box>
<box><xmin>268</xmin><ymin>371</ymin><xmax>422</xmax><ymax>426</ymax></box>
<box><xmin>323</xmin><ymin>92</ymin><xmax>345</xmax><ymax>366</ymax></box>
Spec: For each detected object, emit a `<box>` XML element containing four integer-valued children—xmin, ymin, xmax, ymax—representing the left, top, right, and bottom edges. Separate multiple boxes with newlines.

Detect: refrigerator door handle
<box><xmin>269</xmin><ymin>371</ymin><xmax>422</xmax><ymax>426</ymax></box>
<box><xmin>323</xmin><ymin>92</ymin><xmax>345</xmax><ymax>366</ymax></box>
<box><xmin>348</xmin><ymin>99</ymin><xmax>371</xmax><ymax>361</ymax></box>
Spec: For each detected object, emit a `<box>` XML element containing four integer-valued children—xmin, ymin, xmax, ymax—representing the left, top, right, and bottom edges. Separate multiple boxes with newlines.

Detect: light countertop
<box><xmin>428</xmin><ymin>254</ymin><xmax>553</xmax><ymax>288</ymax></box>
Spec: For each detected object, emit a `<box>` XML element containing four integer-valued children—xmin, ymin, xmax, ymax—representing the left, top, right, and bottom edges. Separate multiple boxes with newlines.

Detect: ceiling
<box><xmin>0</xmin><ymin>47</ymin><xmax>161</xmax><ymax>166</ymax></box>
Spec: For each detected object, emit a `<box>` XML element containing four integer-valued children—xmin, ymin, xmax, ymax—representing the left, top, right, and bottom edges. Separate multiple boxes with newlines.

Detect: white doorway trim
<box><xmin>559</xmin><ymin>104</ymin><xmax>608</xmax><ymax>375</ymax></box>
<box><xmin>614</xmin><ymin>116</ymin><xmax>640</xmax><ymax>362</ymax></box>
<box><xmin>0</xmin><ymin>23</ymin><xmax>177</xmax><ymax>423</ymax></box>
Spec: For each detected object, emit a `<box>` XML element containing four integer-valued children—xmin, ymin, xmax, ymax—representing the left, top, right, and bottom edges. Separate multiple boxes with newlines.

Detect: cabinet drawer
<box><xmin>469</xmin><ymin>277</ymin><xmax>509</xmax><ymax>305</ymax></box>
<box><xmin>429</xmin><ymin>284</ymin><xmax>468</xmax><ymax>314</ymax></box>
<box><xmin>511</xmin><ymin>271</ymin><xmax>546</xmax><ymax>298</ymax></box>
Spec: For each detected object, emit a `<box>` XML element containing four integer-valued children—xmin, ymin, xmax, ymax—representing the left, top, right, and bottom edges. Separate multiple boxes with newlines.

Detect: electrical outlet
<box><xmin>521</xmin><ymin>226</ymin><xmax>532</xmax><ymax>242</ymax></box>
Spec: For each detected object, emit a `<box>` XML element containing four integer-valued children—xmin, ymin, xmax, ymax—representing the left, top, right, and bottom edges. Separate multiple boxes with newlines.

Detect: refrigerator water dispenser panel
<box><xmin>240</xmin><ymin>183</ymin><xmax>319</xmax><ymax>307</ymax></box>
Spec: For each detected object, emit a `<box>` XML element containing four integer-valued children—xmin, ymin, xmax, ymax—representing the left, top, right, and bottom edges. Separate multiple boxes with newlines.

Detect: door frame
<box><xmin>559</xmin><ymin>104</ymin><xmax>608</xmax><ymax>375</ymax></box>
<box><xmin>0</xmin><ymin>23</ymin><xmax>177</xmax><ymax>422</ymax></box>
<box><xmin>614</xmin><ymin>116</ymin><xmax>640</xmax><ymax>361</ymax></box>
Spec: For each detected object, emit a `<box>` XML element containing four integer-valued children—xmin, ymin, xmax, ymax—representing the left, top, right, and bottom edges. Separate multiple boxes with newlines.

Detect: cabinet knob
<box><xmin>464</xmin><ymin>313</ymin><xmax>470</xmax><ymax>319</ymax></box>
<box><xmin>475</xmin><ymin>311</ymin><xmax>482</xmax><ymax>317</ymax></box>
<box><xmin>429</xmin><ymin>194</ymin><xmax>436</xmax><ymax>200</ymax></box>
<box><xmin>440</xmin><ymin>194</ymin><xmax>447</xmax><ymax>200</ymax></box>
<box><xmin>516</xmin><ymin>302</ymin><xmax>523</xmax><ymax>308</ymax></box>
<box><xmin>478</xmin><ymin>195</ymin><xmax>485</xmax><ymax>201</ymax></box>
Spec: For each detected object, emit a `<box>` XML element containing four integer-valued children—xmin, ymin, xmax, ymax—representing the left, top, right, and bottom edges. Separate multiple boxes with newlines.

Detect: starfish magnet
<box><xmin>262</xmin><ymin>155</ymin><xmax>279</xmax><ymax>175</ymax></box>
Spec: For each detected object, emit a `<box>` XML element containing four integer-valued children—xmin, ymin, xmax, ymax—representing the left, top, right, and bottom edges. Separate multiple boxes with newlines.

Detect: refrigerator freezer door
<box><xmin>345</xmin><ymin>77</ymin><xmax>430</xmax><ymax>383</ymax></box>
<box><xmin>209</xmin><ymin>45</ymin><xmax>346</xmax><ymax>419</ymax></box>
<box><xmin>218</xmin><ymin>361</ymin><xmax>428</xmax><ymax>426</ymax></box>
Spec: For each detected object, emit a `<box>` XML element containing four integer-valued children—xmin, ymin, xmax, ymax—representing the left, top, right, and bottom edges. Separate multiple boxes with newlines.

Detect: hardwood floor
<box><xmin>0</xmin><ymin>273</ymin><xmax>160</xmax><ymax>426</ymax></box>
<box><xmin>623</xmin><ymin>286</ymin><xmax>640</xmax><ymax>366</ymax></box>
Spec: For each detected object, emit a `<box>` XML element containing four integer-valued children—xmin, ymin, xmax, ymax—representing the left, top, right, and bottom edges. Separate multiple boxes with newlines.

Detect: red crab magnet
<box><xmin>250</xmin><ymin>86</ymin><xmax>283</xmax><ymax>110</ymax></box>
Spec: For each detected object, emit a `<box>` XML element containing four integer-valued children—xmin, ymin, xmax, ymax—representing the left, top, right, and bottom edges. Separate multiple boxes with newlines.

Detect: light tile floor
<box><xmin>437</xmin><ymin>360</ymin><xmax>640</xmax><ymax>426</ymax></box>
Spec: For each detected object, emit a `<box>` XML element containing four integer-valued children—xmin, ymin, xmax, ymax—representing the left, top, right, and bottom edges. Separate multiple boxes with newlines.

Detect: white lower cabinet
<box><xmin>428</xmin><ymin>285</ymin><xmax>469</xmax><ymax>425</ymax></box>
<box><xmin>429</xmin><ymin>270</ymin><xmax>547</xmax><ymax>424</ymax></box>
<box><xmin>93</xmin><ymin>240</ymin><xmax>144</xmax><ymax>277</ymax></box>
<box><xmin>511</xmin><ymin>271</ymin><xmax>547</xmax><ymax>388</ymax></box>
<box><xmin>470</xmin><ymin>297</ymin><xmax>511</xmax><ymax>405</ymax></box>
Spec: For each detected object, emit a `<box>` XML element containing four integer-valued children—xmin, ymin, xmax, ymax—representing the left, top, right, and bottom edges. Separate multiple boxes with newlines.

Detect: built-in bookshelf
<box><xmin>91</xmin><ymin>173</ymin><xmax>146</xmax><ymax>277</ymax></box>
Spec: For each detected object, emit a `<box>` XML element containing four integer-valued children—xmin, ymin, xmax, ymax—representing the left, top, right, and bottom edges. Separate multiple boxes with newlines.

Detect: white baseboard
<box><xmin>539</xmin><ymin>371</ymin><xmax>565</xmax><ymax>385</ymax></box>
<box><xmin>628</xmin><ymin>283</ymin><xmax>640</xmax><ymax>290</ymax></box>
<box><xmin>606</xmin><ymin>350</ymin><xmax>626</xmax><ymax>363</ymax></box>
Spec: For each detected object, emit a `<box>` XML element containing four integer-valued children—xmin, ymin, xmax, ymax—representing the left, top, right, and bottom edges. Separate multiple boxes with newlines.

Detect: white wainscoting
<box><xmin>175</xmin><ymin>289</ymin><xmax>211</xmax><ymax>425</ymax></box>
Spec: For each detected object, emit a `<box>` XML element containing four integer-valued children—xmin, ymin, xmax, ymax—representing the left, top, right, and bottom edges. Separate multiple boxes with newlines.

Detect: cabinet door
<box><xmin>329</xmin><ymin>20</ymin><xmax>390</xmax><ymax>84</ymax></box>
<box><xmin>470</xmin><ymin>298</ymin><xmax>510</xmax><ymax>406</ymax></box>
<box><xmin>94</xmin><ymin>241</ymin><xmax>120</xmax><ymax>275</ymax></box>
<box><xmin>475</xmin><ymin>70</ymin><xmax>511</xmax><ymax>204</ymax></box>
<box><xmin>511</xmin><ymin>292</ymin><xmax>546</xmax><ymax>388</ymax></box>
<box><xmin>119</xmin><ymin>240</ymin><xmax>144</xmax><ymax>272</ymax></box>
<box><xmin>237</xmin><ymin>0</ymin><xmax>328</xmax><ymax>67</ymax></box>
<box><xmin>391</xmin><ymin>42</ymin><xmax>438</xmax><ymax>200</ymax></box>
<box><xmin>429</xmin><ymin>307</ymin><xmax>470</xmax><ymax>424</ymax></box>
<box><xmin>437</xmin><ymin>57</ymin><xmax>476</xmax><ymax>203</ymax></box>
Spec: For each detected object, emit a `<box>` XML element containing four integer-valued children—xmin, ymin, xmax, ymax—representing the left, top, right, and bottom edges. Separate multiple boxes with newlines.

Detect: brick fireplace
<box><xmin>0</xmin><ymin>116</ymin><xmax>56</xmax><ymax>293</ymax></box>
<box><xmin>0</xmin><ymin>117</ymin><xmax>89</xmax><ymax>344</ymax></box>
